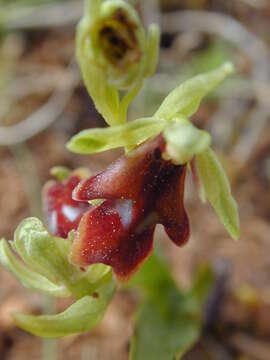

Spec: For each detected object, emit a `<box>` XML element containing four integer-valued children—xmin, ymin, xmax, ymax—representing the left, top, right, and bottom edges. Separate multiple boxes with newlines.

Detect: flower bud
<box><xmin>77</xmin><ymin>0</ymin><xmax>160</xmax><ymax>125</ymax></box>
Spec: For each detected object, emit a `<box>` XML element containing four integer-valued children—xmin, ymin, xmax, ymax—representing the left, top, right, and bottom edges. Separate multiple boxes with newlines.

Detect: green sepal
<box><xmin>163</xmin><ymin>117</ymin><xmax>211</xmax><ymax>164</ymax></box>
<box><xmin>155</xmin><ymin>62</ymin><xmax>235</xmax><ymax>121</ymax></box>
<box><xmin>76</xmin><ymin>45</ymin><xmax>120</xmax><ymax>126</ymax></box>
<box><xmin>0</xmin><ymin>239</ymin><xmax>70</xmax><ymax>298</ymax></box>
<box><xmin>196</xmin><ymin>148</ymin><xmax>240</xmax><ymax>240</ymax></box>
<box><xmin>67</xmin><ymin>117</ymin><xmax>165</xmax><ymax>154</ymax></box>
<box><xmin>11</xmin><ymin>217</ymin><xmax>112</xmax><ymax>299</ymax></box>
<box><xmin>13</xmin><ymin>280</ymin><xmax>116</xmax><ymax>338</ymax></box>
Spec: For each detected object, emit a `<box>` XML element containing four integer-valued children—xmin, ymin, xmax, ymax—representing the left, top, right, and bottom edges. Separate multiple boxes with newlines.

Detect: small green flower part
<box><xmin>67</xmin><ymin>117</ymin><xmax>165</xmax><ymax>154</ymax></box>
<box><xmin>77</xmin><ymin>0</ymin><xmax>160</xmax><ymax>125</ymax></box>
<box><xmin>196</xmin><ymin>148</ymin><xmax>240</xmax><ymax>240</ymax></box>
<box><xmin>163</xmin><ymin>117</ymin><xmax>211</xmax><ymax>165</ymax></box>
<box><xmin>154</xmin><ymin>62</ymin><xmax>235</xmax><ymax>120</ymax></box>
<box><xmin>8</xmin><ymin>217</ymin><xmax>112</xmax><ymax>298</ymax></box>
<box><xmin>50</xmin><ymin>166</ymin><xmax>71</xmax><ymax>181</ymax></box>
<box><xmin>0</xmin><ymin>239</ymin><xmax>70</xmax><ymax>298</ymax></box>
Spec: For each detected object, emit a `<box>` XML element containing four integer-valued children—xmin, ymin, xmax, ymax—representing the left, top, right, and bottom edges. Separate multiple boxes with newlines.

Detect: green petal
<box><xmin>13</xmin><ymin>280</ymin><xmax>116</xmax><ymax>338</ymax></box>
<box><xmin>196</xmin><ymin>148</ymin><xmax>240</xmax><ymax>240</ymax></box>
<box><xmin>163</xmin><ymin>118</ymin><xmax>211</xmax><ymax>164</ymax></box>
<box><xmin>67</xmin><ymin>117</ymin><xmax>165</xmax><ymax>154</ymax></box>
<box><xmin>0</xmin><ymin>239</ymin><xmax>70</xmax><ymax>298</ymax></box>
<box><xmin>155</xmin><ymin>62</ymin><xmax>235</xmax><ymax>120</ymax></box>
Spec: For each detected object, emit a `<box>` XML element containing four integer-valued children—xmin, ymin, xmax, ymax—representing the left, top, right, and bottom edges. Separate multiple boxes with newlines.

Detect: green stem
<box><xmin>9</xmin><ymin>142</ymin><xmax>58</xmax><ymax>360</ymax></box>
<box><xmin>42</xmin><ymin>296</ymin><xmax>58</xmax><ymax>360</ymax></box>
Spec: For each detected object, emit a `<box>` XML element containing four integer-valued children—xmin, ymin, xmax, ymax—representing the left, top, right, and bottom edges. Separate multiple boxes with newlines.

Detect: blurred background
<box><xmin>1</xmin><ymin>0</ymin><xmax>270</xmax><ymax>359</ymax></box>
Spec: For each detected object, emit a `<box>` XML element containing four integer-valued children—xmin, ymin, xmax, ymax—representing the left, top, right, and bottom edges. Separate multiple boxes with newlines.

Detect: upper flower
<box><xmin>70</xmin><ymin>136</ymin><xmax>189</xmax><ymax>280</ymax></box>
<box><xmin>76</xmin><ymin>0</ymin><xmax>160</xmax><ymax>125</ymax></box>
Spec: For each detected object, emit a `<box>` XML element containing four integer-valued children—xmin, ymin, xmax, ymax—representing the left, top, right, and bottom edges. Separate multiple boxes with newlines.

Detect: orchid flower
<box><xmin>70</xmin><ymin>135</ymin><xmax>189</xmax><ymax>279</ymax></box>
<box><xmin>43</xmin><ymin>168</ymin><xmax>91</xmax><ymax>238</ymax></box>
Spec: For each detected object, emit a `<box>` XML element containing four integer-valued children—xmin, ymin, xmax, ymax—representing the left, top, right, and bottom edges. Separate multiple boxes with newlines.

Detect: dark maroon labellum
<box><xmin>70</xmin><ymin>136</ymin><xmax>190</xmax><ymax>280</ymax></box>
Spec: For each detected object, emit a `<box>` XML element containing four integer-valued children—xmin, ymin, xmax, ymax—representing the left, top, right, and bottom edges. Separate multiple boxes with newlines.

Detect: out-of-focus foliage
<box><xmin>129</xmin><ymin>252</ymin><xmax>214</xmax><ymax>360</ymax></box>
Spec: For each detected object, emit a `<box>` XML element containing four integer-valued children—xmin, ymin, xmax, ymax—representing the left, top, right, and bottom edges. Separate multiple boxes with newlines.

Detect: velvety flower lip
<box><xmin>70</xmin><ymin>136</ymin><xmax>190</xmax><ymax>280</ymax></box>
<box><xmin>43</xmin><ymin>173</ymin><xmax>91</xmax><ymax>239</ymax></box>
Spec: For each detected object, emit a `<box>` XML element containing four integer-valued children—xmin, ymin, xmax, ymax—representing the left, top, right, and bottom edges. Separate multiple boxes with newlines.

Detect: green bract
<box><xmin>0</xmin><ymin>218</ymin><xmax>116</xmax><ymax>338</ymax></box>
<box><xmin>77</xmin><ymin>0</ymin><xmax>160</xmax><ymax>125</ymax></box>
<box><xmin>196</xmin><ymin>148</ymin><xmax>240</xmax><ymax>240</ymax></box>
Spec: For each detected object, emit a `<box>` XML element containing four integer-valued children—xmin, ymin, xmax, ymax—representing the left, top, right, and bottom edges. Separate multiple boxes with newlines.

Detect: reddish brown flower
<box><xmin>70</xmin><ymin>136</ymin><xmax>190</xmax><ymax>280</ymax></box>
<box><xmin>43</xmin><ymin>172</ymin><xmax>90</xmax><ymax>238</ymax></box>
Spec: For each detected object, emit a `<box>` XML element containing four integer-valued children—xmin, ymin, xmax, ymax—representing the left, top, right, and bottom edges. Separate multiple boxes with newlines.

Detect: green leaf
<box><xmin>67</xmin><ymin>117</ymin><xmax>165</xmax><ymax>154</ymax></box>
<box><xmin>196</xmin><ymin>148</ymin><xmax>240</xmax><ymax>240</ymax></box>
<box><xmin>128</xmin><ymin>252</ymin><xmax>182</xmax><ymax>307</ymax></box>
<box><xmin>130</xmin><ymin>302</ymin><xmax>199</xmax><ymax>360</ymax></box>
<box><xmin>0</xmin><ymin>239</ymin><xmax>70</xmax><ymax>298</ymax></box>
<box><xmin>155</xmin><ymin>62</ymin><xmax>235</xmax><ymax>121</ymax></box>
<box><xmin>163</xmin><ymin>118</ymin><xmax>211</xmax><ymax>164</ymax></box>
<box><xmin>12</xmin><ymin>217</ymin><xmax>112</xmax><ymax>298</ymax></box>
<box><xmin>13</xmin><ymin>280</ymin><xmax>116</xmax><ymax>338</ymax></box>
<box><xmin>129</xmin><ymin>253</ymin><xmax>214</xmax><ymax>360</ymax></box>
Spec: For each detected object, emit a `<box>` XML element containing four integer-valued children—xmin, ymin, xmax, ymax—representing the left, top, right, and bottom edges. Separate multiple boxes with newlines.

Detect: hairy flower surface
<box><xmin>43</xmin><ymin>173</ymin><xmax>90</xmax><ymax>238</ymax></box>
<box><xmin>70</xmin><ymin>136</ymin><xmax>189</xmax><ymax>280</ymax></box>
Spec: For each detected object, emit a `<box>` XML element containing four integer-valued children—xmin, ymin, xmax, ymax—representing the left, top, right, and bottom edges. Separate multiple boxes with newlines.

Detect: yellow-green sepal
<box><xmin>67</xmin><ymin>117</ymin><xmax>166</xmax><ymax>154</ymax></box>
<box><xmin>196</xmin><ymin>148</ymin><xmax>240</xmax><ymax>240</ymax></box>
<box><xmin>155</xmin><ymin>62</ymin><xmax>235</xmax><ymax>121</ymax></box>
<box><xmin>0</xmin><ymin>239</ymin><xmax>70</xmax><ymax>298</ymax></box>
